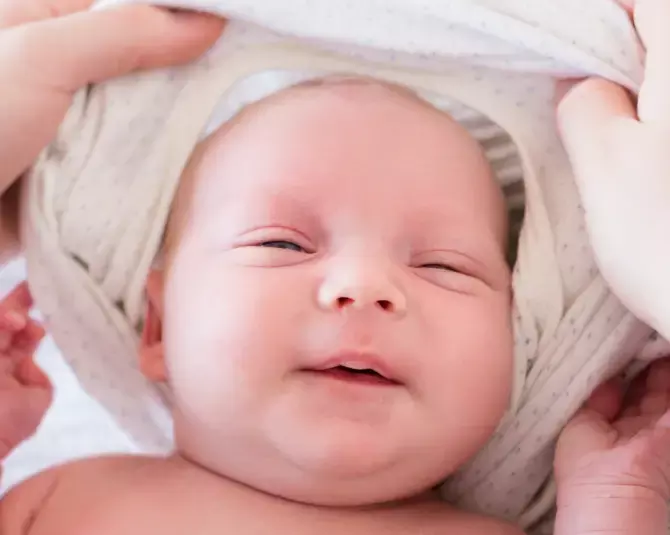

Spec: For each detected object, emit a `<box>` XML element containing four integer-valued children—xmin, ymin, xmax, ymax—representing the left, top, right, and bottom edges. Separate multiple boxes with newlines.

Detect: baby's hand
<box><xmin>554</xmin><ymin>358</ymin><xmax>670</xmax><ymax>535</ymax></box>
<box><xmin>0</xmin><ymin>282</ymin><xmax>50</xmax><ymax>461</ymax></box>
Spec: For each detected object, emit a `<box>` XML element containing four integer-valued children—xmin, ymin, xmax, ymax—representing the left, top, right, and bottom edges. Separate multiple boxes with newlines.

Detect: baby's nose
<box><xmin>317</xmin><ymin>263</ymin><xmax>407</xmax><ymax>316</ymax></box>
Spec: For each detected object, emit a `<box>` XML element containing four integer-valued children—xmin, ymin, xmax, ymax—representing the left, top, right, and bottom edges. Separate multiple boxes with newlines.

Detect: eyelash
<box><xmin>257</xmin><ymin>244</ymin><xmax>464</xmax><ymax>274</ymax></box>
<box><xmin>258</xmin><ymin>240</ymin><xmax>307</xmax><ymax>253</ymax></box>
<box><xmin>419</xmin><ymin>263</ymin><xmax>460</xmax><ymax>273</ymax></box>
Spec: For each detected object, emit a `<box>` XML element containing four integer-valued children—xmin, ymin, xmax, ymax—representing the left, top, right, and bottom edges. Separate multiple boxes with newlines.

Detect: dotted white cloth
<box><xmin>20</xmin><ymin>0</ymin><xmax>665</xmax><ymax>531</ymax></box>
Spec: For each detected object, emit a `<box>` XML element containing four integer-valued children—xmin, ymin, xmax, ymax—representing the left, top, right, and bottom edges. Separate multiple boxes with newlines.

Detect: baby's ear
<box><xmin>139</xmin><ymin>269</ymin><xmax>167</xmax><ymax>382</ymax></box>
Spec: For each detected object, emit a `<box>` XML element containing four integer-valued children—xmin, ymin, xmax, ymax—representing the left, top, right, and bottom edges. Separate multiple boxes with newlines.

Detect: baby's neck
<box><xmin>168</xmin><ymin>452</ymin><xmax>443</xmax><ymax>511</ymax></box>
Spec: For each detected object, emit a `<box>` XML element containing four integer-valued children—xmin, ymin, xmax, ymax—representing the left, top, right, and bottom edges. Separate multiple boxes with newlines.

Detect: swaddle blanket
<box><xmin>20</xmin><ymin>0</ymin><xmax>662</xmax><ymax>530</ymax></box>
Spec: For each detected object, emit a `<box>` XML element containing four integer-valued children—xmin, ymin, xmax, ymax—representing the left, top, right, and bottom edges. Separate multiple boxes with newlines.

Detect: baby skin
<box><xmin>1</xmin><ymin>80</ymin><xmax>670</xmax><ymax>535</ymax></box>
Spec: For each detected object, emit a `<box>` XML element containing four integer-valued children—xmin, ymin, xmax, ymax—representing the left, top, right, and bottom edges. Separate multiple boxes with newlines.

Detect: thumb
<box><xmin>556</xmin><ymin>78</ymin><xmax>637</xmax><ymax>194</ymax></box>
<box><xmin>555</xmin><ymin>408</ymin><xmax>617</xmax><ymax>482</ymax></box>
<box><xmin>0</xmin><ymin>5</ymin><xmax>225</xmax><ymax>91</ymax></box>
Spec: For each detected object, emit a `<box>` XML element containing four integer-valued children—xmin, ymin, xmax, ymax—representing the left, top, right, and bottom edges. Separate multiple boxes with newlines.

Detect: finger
<box><xmin>0</xmin><ymin>311</ymin><xmax>25</xmax><ymax>332</ymax></box>
<box><xmin>23</xmin><ymin>319</ymin><xmax>45</xmax><ymax>345</ymax></box>
<box><xmin>658</xmin><ymin>408</ymin><xmax>670</xmax><ymax>428</ymax></box>
<box><xmin>0</xmin><ymin>352</ymin><xmax>16</xmax><ymax>377</ymax></box>
<box><xmin>634</xmin><ymin>0</ymin><xmax>670</xmax><ymax>124</ymax></box>
<box><xmin>0</xmin><ymin>0</ymin><xmax>94</xmax><ymax>29</ymax></box>
<box><xmin>556</xmin><ymin>77</ymin><xmax>638</xmax><ymax>195</ymax></box>
<box><xmin>625</xmin><ymin>366</ymin><xmax>652</xmax><ymax>404</ymax></box>
<box><xmin>0</xmin><ymin>387</ymin><xmax>51</xmax><ymax>458</ymax></box>
<box><xmin>648</xmin><ymin>358</ymin><xmax>670</xmax><ymax>392</ymax></box>
<box><xmin>614</xmin><ymin>413</ymin><xmax>656</xmax><ymax>438</ymax></box>
<box><xmin>1</xmin><ymin>6</ymin><xmax>225</xmax><ymax>92</ymax></box>
<box><xmin>556</xmin><ymin>409</ymin><xmax>618</xmax><ymax>474</ymax></box>
<box><xmin>16</xmin><ymin>357</ymin><xmax>50</xmax><ymax>389</ymax></box>
<box><xmin>621</xmin><ymin>404</ymin><xmax>641</xmax><ymax>419</ymax></box>
<box><xmin>557</xmin><ymin>77</ymin><xmax>638</xmax><ymax>140</ymax></box>
<box><xmin>11</xmin><ymin>320</ymin><xmax>45</xmax><ymax>354</ymax></box>
<box><xmin>0</xmin><ymin>330</ymin><xmax>12</xmax><ymax>353</ymax></box>
<box><xmin>0</xmin><ymin>282</ymin><xmax>33</xmax><ymax>314</ymax></box>
<box><xmin>585</xmin><ymin>377</ymin><xmax>624</xmax><ymax>421</ymax></box>
<box><xmin>641</xmin><ymin>391</ymin><xmax>670</xmax><ymax>415</ymax></box>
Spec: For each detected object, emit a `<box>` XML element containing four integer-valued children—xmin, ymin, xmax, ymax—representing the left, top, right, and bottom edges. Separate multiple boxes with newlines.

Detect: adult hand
<box><xmin>555</xmin><ymin>359</ymin><xmax>670</xmax><ymax>535</ymax></box>
<box><xmin>556</xmin><ymin>0</ymin><xmax>670</xmax><ymax>339</ymax></box>
<box><xmin>0</xmin><ymin>0</ymin><xmax>225</xmax><ymax>189</ymax></box>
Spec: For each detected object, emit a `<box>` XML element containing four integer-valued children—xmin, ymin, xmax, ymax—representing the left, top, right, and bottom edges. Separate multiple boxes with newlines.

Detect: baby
<box><xmin>0</xmin><ymin>78</ymin><xmax>669</xmax><ymax>535</ymax></box>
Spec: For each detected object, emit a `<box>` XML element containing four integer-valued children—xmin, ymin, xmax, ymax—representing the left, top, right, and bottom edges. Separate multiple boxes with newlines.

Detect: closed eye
<box><xmin>258</xmin><ymin>240</ymin><xmax>307</xmax><ymax>253</ymax></box>
<box><xmin>420</xmin><ymin>263</ymin><xmax>461</xmax><ymax>273</ymax></box>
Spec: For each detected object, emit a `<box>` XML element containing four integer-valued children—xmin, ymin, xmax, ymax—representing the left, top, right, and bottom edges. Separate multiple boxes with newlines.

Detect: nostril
<box><xmin>333</xmin><ymin>297</ymin><xmax>395</xmax><ymax>312</ymax></box>
<box><xmin>377</xmin><ymin>300</ymin><xmax>393</xmax><ymax>312</ymax></box>
<box><xmin>336</xmin><ymin>297</ymin><xmax>354</xmax><ymax>308</ymax></box>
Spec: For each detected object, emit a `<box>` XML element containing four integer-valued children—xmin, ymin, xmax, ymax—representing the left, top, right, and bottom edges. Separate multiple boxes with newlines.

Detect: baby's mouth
<box><xmin>303</xmin><ymin>364</ymin><xmax>401</xmax><ymax>386</ymax></box>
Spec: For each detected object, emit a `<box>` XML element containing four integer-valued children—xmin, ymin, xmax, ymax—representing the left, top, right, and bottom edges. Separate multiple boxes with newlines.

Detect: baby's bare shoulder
<box><xmin>0</xmin><ymin>454</ymin><xmax>160</xmax><ymax>535</ymax></box>
<box><xmin>0</xmin><ymin>456</ymin><xmax>527</xmax><ymax>535</ymax></box>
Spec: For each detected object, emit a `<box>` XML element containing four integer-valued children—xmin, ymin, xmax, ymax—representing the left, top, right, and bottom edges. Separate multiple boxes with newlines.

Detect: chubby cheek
<box><xmin>162</xmin><ymin>258</ymin><xmax>310</xmax><ymax>416</ymax></box>
<box><xmin>423</xmin><ymin>293</ymin><xmax>513</xmax><ymax>444</ymax></box>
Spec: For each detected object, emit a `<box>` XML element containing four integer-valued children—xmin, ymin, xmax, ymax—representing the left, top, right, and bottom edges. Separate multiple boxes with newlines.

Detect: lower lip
<box><xmin>302</xmin><ymin>368</ymin><xmax>399</xmax><ymax>387</ymax></box>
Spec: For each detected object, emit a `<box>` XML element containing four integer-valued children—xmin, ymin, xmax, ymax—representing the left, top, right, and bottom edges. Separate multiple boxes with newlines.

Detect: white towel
<box><xmin>21</xmin><ymin>0</ymin><xmax>660</xmax><ymax>530</ymax></box>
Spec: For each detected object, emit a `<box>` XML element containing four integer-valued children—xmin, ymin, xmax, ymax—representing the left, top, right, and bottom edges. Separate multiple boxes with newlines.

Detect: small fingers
<box><xmin>14</xmin><ymin>318</ymin><xmax>45</xmax><ymax>351</ymax></box>
<box><xmin>16</xmin><ymin>357</ymin><xmax>50</xmax><ymax>389</ymax></box>
<box><xmin>0</xmin><ymin>316</ymin><xmax>43</xmax><ymax>357</ymax></box>
<box><xmin>0</xmin><ymin>386</ymin><xmax>51</xmax><ymax>458</ymax></box>
<box><xmin>0</xmin><ymin>283</ymin><xmax>31</xmax><ymax>331</ymax></box>
<box><xmin>0</xmin><ymin>310</ymin><xmax>27</xmax><ymax>331</ymax></box>
<box><xmin>0</xmin><ymin>282</ymin><xmax>32</xmax><ymax>313</ymax></box>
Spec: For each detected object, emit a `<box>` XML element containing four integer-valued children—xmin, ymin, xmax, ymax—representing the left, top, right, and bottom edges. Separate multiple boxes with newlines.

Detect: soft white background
<box><xmin>1</xmin><ymin>260</ymin><xmax>133</xmax><ymax>492</ymax></box>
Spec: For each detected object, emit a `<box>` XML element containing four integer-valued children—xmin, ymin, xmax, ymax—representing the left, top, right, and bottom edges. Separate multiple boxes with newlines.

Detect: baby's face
<box><xmin>142</xmin><ymin>81</ymin><xmax>514</xmax><ymax>506</ymax></box>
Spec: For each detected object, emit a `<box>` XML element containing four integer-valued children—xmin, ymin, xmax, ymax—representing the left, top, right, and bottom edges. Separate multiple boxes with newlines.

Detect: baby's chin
<box><xmin>266</xmin><ymin>426</ymin><xmax>452</xmax><ymax>506</ymax></box>
<box><xmin>176</xmin><ymin>412</ymin><xmax>462</xmax><ymax>507</ymax></box>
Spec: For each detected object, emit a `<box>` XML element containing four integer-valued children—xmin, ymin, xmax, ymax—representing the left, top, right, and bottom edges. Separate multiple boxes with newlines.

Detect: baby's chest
<box><xmin>32</xmin><ymin>481</ymin><xmax>463</xmax><ymax>535</ymax></box>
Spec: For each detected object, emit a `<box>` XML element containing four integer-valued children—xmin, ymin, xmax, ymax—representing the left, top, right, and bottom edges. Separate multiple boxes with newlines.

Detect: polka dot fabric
<box><xmin>22</xmin><ymin>0</ymin><xmax>663</xmax><ymax>532</ymax></box>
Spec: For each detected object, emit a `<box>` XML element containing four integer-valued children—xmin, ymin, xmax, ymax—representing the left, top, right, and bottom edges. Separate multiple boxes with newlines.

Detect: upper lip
<box><xmin>309</xmin><ymin>350</ymin><xmax>401</xmax><ymax>384</ymax></box>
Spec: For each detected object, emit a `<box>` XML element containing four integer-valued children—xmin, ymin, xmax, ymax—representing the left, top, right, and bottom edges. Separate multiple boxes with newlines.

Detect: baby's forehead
<box><xmin>167</xmin><ymin>77</ymin><xmax>508</xmax><ymax>250</ymax></box>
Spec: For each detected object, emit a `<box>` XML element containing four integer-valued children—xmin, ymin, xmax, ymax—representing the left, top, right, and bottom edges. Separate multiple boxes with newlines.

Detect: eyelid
<box><xmin>235</xmin><ymin>225</ymin><xmax>316</xmax><ymax>253</ymax></box>
<box><xmin>413</xmin><ymin>249</ymin><xmax>501</xmax><ymax>289</ymax></box>
<box><xmin>415</xmin><ymin>249</ymin><xmax>478</xmax><ymax>272</ymax></box>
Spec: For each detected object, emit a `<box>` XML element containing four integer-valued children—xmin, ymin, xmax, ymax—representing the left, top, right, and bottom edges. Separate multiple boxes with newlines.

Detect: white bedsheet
<box><xmin>0</xmin><ymin>260</ymin><xmax>134</xmax><ymax>492</ymax></box>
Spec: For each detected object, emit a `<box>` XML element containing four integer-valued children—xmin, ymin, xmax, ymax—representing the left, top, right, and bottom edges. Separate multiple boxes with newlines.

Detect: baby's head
<box><xmin>140</xmin><ymin>78</ymin><xmax>514</xmax><ymax>505</ymax></box>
